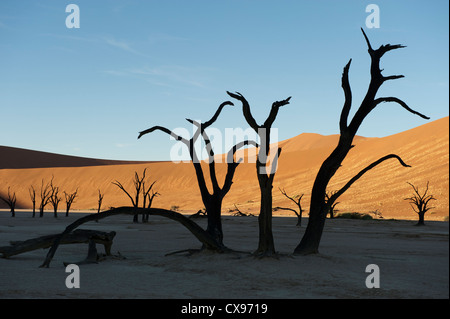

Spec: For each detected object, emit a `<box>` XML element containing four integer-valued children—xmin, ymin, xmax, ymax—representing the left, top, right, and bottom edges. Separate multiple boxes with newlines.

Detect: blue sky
<box><xmin>0</xmin><ymin>0</ymin><xmax>448</xmax><ymax>161</ymax></box>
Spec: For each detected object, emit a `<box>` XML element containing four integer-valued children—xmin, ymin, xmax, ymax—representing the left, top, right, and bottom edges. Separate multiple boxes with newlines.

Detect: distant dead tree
<box><xmin>138</xmin><ymin>100</ymin><xmax>257</xmax><ymax>249</ymax></box>
<box><xmin>97</xmin><ymin>189</ymin><xmax>104</xmax><ymax>214</ymax></box>
<box><xmin>325</xmin><ymin>190</ymin><xmax>340</xmax><ymax>219</ymax></box>
<box><xmin>141</xmin><ymin>180</ymin><xmax>160</xmax><ymax>222</ymax></box>
<box><xmin>49</xmin><ymin>179</ymin><xmax>62</xmax><ymax>218</ymax></box>
<box><xmin>95</xmin><ymin>189</ymin><xmax>104</xmax><ymax>223</ymax></box>
<box><xmin>294</xmin><ymin>29</ymin><xmax>429</xmax><ymax>255</ymax></box>
<box><xmin>39</xmin><ymin>179</ymin><xmax>53</xmax><ymax>217</ymax></box>
<box><xmin>276</xmin><ymin>188</ymin><xmax>304</xmax><ymax>226</ymax></box>
<box><xmin>112</xmin><ymin>168</ymin><xmax>158</xmax><ymax>223</ymax></box>
<box><xmin>0</xmin><ymin>187</ymin><xmax>17</xmax><ymax>217</ymax></box>
<box><xmin>404</xmin><ymin>181</ymin><xmax>436</xmax><ymax>226</ymax></box>
<box><xmin>227</xmin><ymin>91</ymin><xmax>290</xmax><ymax>257</ymax></box>
<box><xmin>29</xmin><ymin>186</ymin><xmax>36</xmax><ymax>217</ymax></box>
<box><xmin>64</xmin><ymin>188</ymin><xmax>78</xmax><ymax>217</ymax></box>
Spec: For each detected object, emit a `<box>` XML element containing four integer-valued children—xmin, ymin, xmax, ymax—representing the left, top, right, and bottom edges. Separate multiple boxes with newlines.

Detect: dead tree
<box><xmin>294</xmin><ymin>29</ymin><xmax>429</xmax><ymax>255</ymax></box>
<box><xmin>277</xmin><ymin>188</ymin><xmax>304</xmax><ymax>226</ymax></box>
<box><xmin>49</xmin><ymin>180</ymin><xmax>61</xmax><ymax>218</ymax></box>
<box><xmin>0</xmin><ymin>187</ymin><xmax>17</xmax><ymax>217</ymax></box>
<box><xmin>97</xmin><ymin>189</ymin><xmax>104</xmax><ymax>214</ymax></box>
<box><xmin>325</xmin><ymin>190</ymin><xmax>340</xmax><ymax>219</ymax></box>
<box><xmin>227</xmin><ymin>91</ymin><xmax>290</xmax><ymax>257</ymax></box>
<box><xmin>138</xmin><ymin>101</ymin><xmax>257</xmax><ymax>248</ymax></box>
<box><xmin>29</xmin><ymin>186</ymin><xmax>36</xmax><ymax>217</ymax></box>
<box><xmin>142</xmin><ymin>181</ymin><xmax>160</xmax><ymax>222</ymax></box>
<box><xmin>39</xmin><ymin>179</ymin><xmax>52</xmax><ymax>217</ymax></box>
<box><xmin>404</xmin><ymin>181</ymin><xmax>436</xmax><ymax>226</ymax></box>
<box><xmin>64</xmin><ymin>189</ymin><xmax>78</xmax><ymax>216</ymax></box>
<box><xmin>112</xmin><ymin>168</ymin><xmax>155</xmax><ymax>223</ymax></box>
<box><xmin>40</xmin><ymin>207</ymin><xmax>226</xmax><ymax>268</ymax></box>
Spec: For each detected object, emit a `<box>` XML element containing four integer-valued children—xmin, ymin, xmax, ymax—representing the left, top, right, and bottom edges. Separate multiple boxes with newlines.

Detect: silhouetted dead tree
<box><xmin>49</xmin><ymin>179</ymin><xmax>61</xmax><ymax>218</ymax></box>
<box><xmin>0</xmin><ymin>187</ymin><xmax>17</xmax><ymax>217</ymax></box>
<box><xmin>294</xmin><ymin>29</ymin><xmax>429</xmax><ymax>255</ymax></box>
<box><xmin>404</xmin><ymin>181</ymin><xmax>436</xmax><ymax>226</ymax></box>
<box><xmin>325</xmin><ymin>190</ymin><xmax>339</xmax><ymax>219</ymax></box>
<box><xmin>97</xmin><ymin>189</ymin><xmax>104</xmax><ymax>214</ymax></box>
<box><xmin>39</xmin><ymin>179</ymin><xmax>52</xmax><ymax>217</ymax></box>
<box><xmin>64</xmin><ymin>189</ymin><xmax>78</xmax><ymax>217</ymax></box>
<box><xmin>112</xmin><ymin>168</ymin><xmax>156</xmax><ymax>223</ymax></box>
<box><xmin>277</xmin><ymin>188</ymin><xmax>304</xmax><ymax>226</ymax></box>
<box><xmin>29</xmin><ymin>186</ymin><xmax>36</xmax><ymax>217</ymax></box>
<box><xmin>142</xmin><ymin>181</ymin><xmax>159</xmax><ymax>222</ymax></box>
<box><xmin>138</xmin><ymin>101</ymin><xmax>257</xmax><ymax>248</ymax></box>
<box><xmin>227</xmin><ymin>91</ymin><xmax>290</xmax><ymax>257</ymax></box>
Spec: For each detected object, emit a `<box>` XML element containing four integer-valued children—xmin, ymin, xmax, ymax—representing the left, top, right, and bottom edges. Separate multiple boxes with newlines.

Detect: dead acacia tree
<box><xmin>294</xmin><ymin>29</ymin><xmax>429</xmax><ymax>255</ymax></box>
<box><xmin>64</xmin><ymin>188</ymin><xmax>78</xmax><ymax>216</ymax></box>
<box><xmin>0</xmin><ymin>187</ymin><xmax>17</xmax><ymax>217</ymax></box>
<box><xmin>138</xmin><ymin>101</ymin><xmax>258</xmax><ymax>249</ymax></box>
<box><xmin>227</xmin><ymin>91</ymin><xmax>290</xmax><ymax>257</ymax></box>
<box><xmin>29</xmin><ymin>186</ymin><xmax>36</xmax><ymax>217</ymax></box>
<box><xmin>404</xmin><ymin>181</ymin><xmax>436</xmax><ymax>226</ymax></box>
<box><xmin>49</xmin><ymin>180</ymin><xmax>62</xmax><ymax>218</ymax></box>
<box><xmin>112</xmin><ymin>168</ymin><xmax>156</xmax><ymax>223</ymax></box>
<box><xmin>39</xmin><ymin>179</ymin><xmax>53</xmax><ymax>217</ymax></box>
<box><xmin>277</xmin><ymin>188</ymin><xmax>304</xmax><ymax>226</ymax></box>
<box><xmin>142</xmin><ymin>180</ymin><xmax>159</xmax><ymax>222</ymax></box>
<box><xmin>97</xmin><ymin>189</ymin><xmax>104</xmax><ymax>214</ymax></box>
<box><xmin>325</xmin><ymin>190</ymin><xmax>340</xmax><ymax>219</ymax></box>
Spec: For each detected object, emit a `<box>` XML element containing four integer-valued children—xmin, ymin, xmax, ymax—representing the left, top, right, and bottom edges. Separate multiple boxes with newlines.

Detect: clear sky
<box><xmin>0</xmin><ymin>0</ymin><xmax>448</xmax><ymax>161</ymax></box>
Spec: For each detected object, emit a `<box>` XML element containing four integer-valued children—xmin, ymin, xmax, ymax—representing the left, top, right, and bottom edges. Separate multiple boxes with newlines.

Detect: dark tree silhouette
<box><xmin>0</xmin><ymin>187</ymin><xmax>17</xmax><ymax>217</ymax></box>
<box><xmin>29</xmin><ymin>186</ymin><xmax>36</xmax><ymax>217</ymax></box>
<box><xmin>325</xmin><ymin>190</ymin><xmax>339</xmax><ymax>219</ymax></box>
<box><xmin>294</xmin><ymin>29</ymin><xmax>429</xmax><ymax>255</ymax></box>
<box><xmin>49</xmin><ymin>179</ymin><xmax>61</xmax><ymax>218</ymax></box>
<box><xmin>138</xmin><ymin>101</ymin><xmax>257</xmax><ymax>248</ymax></box>
<box><xmin>39</xmin><ymin>179</ymin><xmax>52</xmax><ymax>217</ymax></box>
<box><xmin>142</xmin><ymin>180</ymin><xmax>159</xmax><ymax>222</ymax></box>
<box><xmin>404</xmin><ymin>181</ymin><xmax>436</xmax><ymax>226</ymax></box>
<box><xmin>277</xmin><ymin>188</ymin><xmax>304</xmax><ymax>226</ymax></box>
<box><xmin>64</xmin><ymin>188</ymin><xmax>78</xmax><ymax>217</ymax></box>
<box><xmin>112</xmin><ymin>168</ymin><xmax>156</xmax><ymax>223</ymax></box>
<box><xmin>97</xmin><ymin>189</ymin><xmax>104</xmax><ymax>214</ymax></box>
<box><xmin>227</xmin><ymin>91</ymin><xmax>290</xmax><ymax>257</ymax></box>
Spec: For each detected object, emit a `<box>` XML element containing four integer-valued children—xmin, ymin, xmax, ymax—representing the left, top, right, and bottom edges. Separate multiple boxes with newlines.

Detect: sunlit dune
<box><xmin>0</xmin><ymin>117</ymin><xmax>448</xmax><ymax>221</ymax></box>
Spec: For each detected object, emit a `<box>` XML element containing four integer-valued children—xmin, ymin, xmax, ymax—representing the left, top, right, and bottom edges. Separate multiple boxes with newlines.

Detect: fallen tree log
<box><xmin>0</xmin><ymin>229</ymin><xmax>116</xmax><ymax>259</ymax></box>
<box><xmin>40</xmin><ymin>207</ymin><xmax>224</xmax><ymax>268</ymax></box>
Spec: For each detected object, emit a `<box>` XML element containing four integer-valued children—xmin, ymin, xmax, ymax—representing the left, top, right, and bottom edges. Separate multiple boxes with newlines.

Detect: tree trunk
<box><xmin>205</xmin><ymin>197</ymin><xmax>224</xmax><ymax>247</ymax></box>
<box><xmin>417</xmin><ymin>212</ymin><xmax>425</xmax><ymax>226</ymax></box>
<box><xmin>255</xmin><ymin>181</ymin><xmax>275</xmax><ymax>256</ymax></box>
<box><xmin>294</xmin><ymin>137</ymin><xmax>352</xmax><ymax>255</ymax></box>
<box><xmin>0</xmin><ymin>229</ymin><xmax>116</xmax><ymax>259</ymax></box>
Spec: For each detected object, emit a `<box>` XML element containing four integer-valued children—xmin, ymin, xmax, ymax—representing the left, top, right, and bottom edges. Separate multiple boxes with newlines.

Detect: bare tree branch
<box><xmin>340</xmin><ymin>59</ymin><xmax>352</xmax><ymax>133</ymax></box>
<box><xmin>373</xmin><ymin>97</ymin><xmax>430</xmax><ymax>120</ymax></box>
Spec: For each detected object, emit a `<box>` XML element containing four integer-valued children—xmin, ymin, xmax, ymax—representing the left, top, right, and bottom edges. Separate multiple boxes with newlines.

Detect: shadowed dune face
<box><xmin>0</xmin><ymin>117</ymin><xmax>448</xmax><ymax>220</ymax></box>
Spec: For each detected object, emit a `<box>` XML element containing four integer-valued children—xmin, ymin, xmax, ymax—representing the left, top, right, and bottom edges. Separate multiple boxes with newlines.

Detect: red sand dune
<box><xmin>0</xmin><ymin>117</ymin><xmax>448</xmax><ymax>220</ymax></box>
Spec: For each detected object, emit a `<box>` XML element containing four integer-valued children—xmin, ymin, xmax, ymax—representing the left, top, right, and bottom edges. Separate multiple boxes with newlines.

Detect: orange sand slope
<box><xmin>0</xmin><ymin>117</ymin><xmax>448</xmax><ymax>220</ymax></box>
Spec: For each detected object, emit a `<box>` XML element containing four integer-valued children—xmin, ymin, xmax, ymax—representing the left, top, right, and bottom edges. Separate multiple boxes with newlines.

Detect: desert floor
<box><xmin>0</xmin><ymin>210</ymin><xmax>448</xmax><ymax>299</ymax></box>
